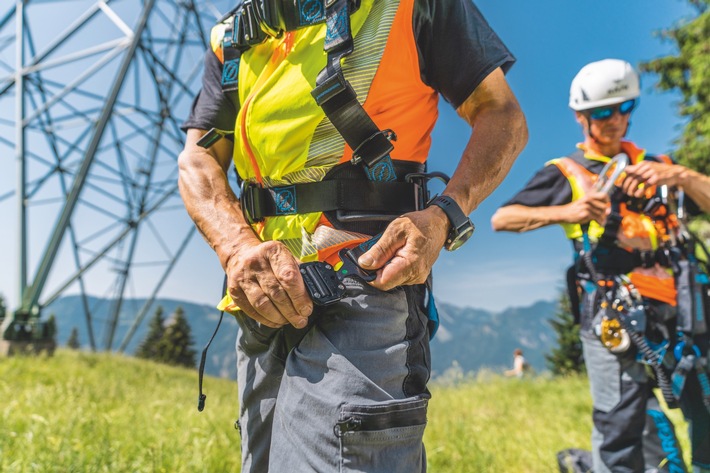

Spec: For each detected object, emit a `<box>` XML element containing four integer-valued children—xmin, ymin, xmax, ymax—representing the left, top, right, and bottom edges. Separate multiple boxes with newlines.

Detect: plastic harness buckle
<box><xmin>300</xmin><ymin>235</ymin><xmax>380</xmax><ymax>305</ymax></box>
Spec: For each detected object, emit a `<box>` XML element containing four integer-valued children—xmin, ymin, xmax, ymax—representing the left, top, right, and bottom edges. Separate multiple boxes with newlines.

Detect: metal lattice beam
<box><xmin>0</xmin><ymin>0</ymin><xmax>229</xmax><ymax>350</ymax></box>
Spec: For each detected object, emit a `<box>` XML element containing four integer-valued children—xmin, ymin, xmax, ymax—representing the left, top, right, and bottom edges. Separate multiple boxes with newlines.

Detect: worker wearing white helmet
<box><xmin>493</xmin><ymin>58</ymin><xmax>710</xmax><ymax>473</ymax></box>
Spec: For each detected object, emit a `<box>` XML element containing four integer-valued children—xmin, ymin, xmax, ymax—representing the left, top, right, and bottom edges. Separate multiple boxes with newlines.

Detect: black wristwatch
<box><xmin>428</xmin><ymin>195</ymin><xmax>475</xmax><ymax>251</ymax></box>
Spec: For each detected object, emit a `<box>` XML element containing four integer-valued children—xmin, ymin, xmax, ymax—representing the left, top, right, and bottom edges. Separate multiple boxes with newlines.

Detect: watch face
<box><xmin>446</xmin><ymin>223</ymin><xmax>475</xmax><ymax>251</ymax></box>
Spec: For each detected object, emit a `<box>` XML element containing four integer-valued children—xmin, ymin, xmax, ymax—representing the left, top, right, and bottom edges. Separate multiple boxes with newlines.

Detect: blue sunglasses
<box><xmin>587</xmin><ymin>99</ymin><xmax>637</xmax><ymax>121</ymax></box>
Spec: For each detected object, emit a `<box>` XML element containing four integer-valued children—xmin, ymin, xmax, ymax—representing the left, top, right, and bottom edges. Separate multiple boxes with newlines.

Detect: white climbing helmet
<box><xmin>569</xmin><ymin>59</ymin><xmax>640</xmax><ymax>111</ymax></box>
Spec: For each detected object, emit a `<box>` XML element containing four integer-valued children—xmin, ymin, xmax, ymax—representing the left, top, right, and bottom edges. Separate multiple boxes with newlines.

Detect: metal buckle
<box><xmin>405</xmin><ymin>171</ymin><xmax>450</xmax><ymax>210</ymax></box>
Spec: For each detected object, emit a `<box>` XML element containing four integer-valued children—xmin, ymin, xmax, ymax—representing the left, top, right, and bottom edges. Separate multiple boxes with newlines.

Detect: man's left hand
<box><xmin>357</xmin><ymin>207</ymin><xmax>449</xmax><ymax>290</ymax></box>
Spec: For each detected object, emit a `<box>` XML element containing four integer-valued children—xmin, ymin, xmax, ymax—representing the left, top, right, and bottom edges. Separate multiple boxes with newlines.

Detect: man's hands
<box><xmin>620</xmin><ymin>161</ymin><xmax>684</xmax><ymax>198</ymax></box>
<box><xmin>225</xmin><ymin>240</ymin><xmax>313</xmax><ymax>328</ymax></box>
<box><xmin>357</xmin><ymin>206</ymin><xmax>449</xmax><ymax>291</ymax></box>
<box><xmin>561</xmin><ymin>191</ymin><xmax>609</xmax><ymax>225</ymax></box>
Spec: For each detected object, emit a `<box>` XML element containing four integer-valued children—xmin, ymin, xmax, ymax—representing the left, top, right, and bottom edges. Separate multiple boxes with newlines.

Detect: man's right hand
<box><xmin>225</xmin><ymin>240</ymin><xmax>313</xmax><ymax>329</ymax></box>
<box><xmin>561</xmin><ymin>191</ymin><xmax>609</xmax><ymax>225</ymax></box>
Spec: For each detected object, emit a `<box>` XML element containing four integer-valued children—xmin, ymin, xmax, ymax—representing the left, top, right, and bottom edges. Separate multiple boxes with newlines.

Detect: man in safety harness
<box><xmin>492</xmin><ymin>59</ymin><xmax>710</xmax><ymax>473</ymax></box>
<box><xmin>177</xmin><ymin>0</ymin><xmax>527</xmax><ymax>470</ymax></box>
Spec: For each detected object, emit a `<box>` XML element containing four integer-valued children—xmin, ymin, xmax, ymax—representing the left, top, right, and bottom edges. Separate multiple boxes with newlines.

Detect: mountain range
<box><xmin>46</xmin><ymin>295</ymin><xmax>559</xmax><ymax>380</ymax></box>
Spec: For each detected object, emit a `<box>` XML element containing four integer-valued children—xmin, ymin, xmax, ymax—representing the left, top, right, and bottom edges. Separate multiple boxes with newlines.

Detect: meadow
<box><xmin>0</xmin><ymin>350</ymin><xmax>690</xmax><ymax>472</ymax></box>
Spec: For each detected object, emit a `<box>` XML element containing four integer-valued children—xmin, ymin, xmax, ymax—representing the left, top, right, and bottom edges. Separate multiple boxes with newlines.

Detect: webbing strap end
<box><xmin>312</xmin><ymin>72</ymin><xmax>351</xmax><ymax>106</ymax></box>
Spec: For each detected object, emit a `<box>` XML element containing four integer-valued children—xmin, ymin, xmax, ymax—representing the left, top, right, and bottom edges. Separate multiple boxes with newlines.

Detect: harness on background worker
<box><xmin>572</xmin><ymin>153</ymin><xmax>710</xmax><ymax>414</ymax></box>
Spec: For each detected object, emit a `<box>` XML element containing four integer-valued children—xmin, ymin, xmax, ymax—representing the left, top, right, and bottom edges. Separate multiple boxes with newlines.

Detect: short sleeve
<box><xmin>181</xmin><ymin>48</ymin><xmax>238</xmax><ymax>132</ymax></box>
<box><xmin>503</xmin><ymin>165</ymin><xmax>573</xmax><ymax>208</ymax></box>
<box><xmin>413</xmin><ymin>0</ymin><xmax>515</xmax><ymax>108</ymax></box>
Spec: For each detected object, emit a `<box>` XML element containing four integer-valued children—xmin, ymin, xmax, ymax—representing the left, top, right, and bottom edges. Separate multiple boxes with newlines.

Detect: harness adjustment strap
<box><xmin>311</xmin><ymin>73</ymin><xmax>395</xmax><ymax>174</ymax></box>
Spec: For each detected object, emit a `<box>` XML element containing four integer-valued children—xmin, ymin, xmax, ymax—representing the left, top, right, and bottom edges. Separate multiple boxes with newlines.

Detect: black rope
<box><xmin>197</xmin><ymin>275</ymin><xmax>228</xmax><ymax>412</ymax></box>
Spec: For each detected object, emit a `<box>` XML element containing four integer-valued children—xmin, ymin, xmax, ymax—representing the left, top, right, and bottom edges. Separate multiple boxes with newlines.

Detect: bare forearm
<box><xmin>678</xmin><ymin>168</ymin><xmax>710</xmax><ymax>214</ymax></box>
<box><xmin>491</xmin><ymin>204</ymin><xmax>569</xmax><ymax>233</ymax></box>
<box><xmin>178</xmin><ymin>141</ymin><xmax>259</xmax><ymax>270</ymax></box>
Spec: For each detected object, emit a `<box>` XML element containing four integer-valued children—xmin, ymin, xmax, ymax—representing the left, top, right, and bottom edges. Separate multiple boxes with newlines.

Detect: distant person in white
<box><xmin>505</xmin><ymin>348</ymin><xmax>526</xmax><ymax>378</ymax></box>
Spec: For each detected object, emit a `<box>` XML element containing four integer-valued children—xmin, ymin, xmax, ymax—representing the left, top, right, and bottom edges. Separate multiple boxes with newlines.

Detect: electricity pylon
<box><xmin>0</xmin><ymin>0</ymin><xmax>228</xmax><ymax>354</ymax></box>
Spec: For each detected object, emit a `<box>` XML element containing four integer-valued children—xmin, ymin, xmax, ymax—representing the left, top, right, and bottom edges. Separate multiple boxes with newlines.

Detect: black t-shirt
<box><xmin>182</xmin><ymin>0</ymin><xmax>515</xmax><ymax>132</ymax></box>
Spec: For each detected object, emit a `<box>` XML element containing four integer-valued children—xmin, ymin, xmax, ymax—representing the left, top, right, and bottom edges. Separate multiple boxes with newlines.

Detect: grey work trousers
<box><xmin>234</xmin><ymin>278</ymin><xmax>431</xmax><ymax>473</ymax></box>
<box><xmin>581</xmin><ymin>289</ymin><xmax>710</xmax><ymax>473</ymax></box>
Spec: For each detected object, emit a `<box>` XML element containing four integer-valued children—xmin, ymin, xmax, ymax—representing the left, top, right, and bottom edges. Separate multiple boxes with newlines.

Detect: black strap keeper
<box><xmin>352</xmin><ymin>130</ymin><xmax>395</xmax><ymax>167</ymax></box>
<box><xmin>312</xmin><ymin>73</ymin><xmax>351</xmax><ymax>106</ymax></box>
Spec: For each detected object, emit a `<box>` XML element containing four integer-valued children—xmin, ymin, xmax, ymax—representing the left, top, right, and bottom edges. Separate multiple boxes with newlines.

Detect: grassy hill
<box><xmin>0</xmin><ymin>350</ymin><xmax>690</xmax><ymax>472</ymax></box>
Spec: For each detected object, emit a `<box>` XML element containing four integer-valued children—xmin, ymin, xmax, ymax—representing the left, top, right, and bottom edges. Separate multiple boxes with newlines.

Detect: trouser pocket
<box><xmin>335</xmin><ymin>396</ymin><xmax>428</xmax><ymax>473</ymax></box>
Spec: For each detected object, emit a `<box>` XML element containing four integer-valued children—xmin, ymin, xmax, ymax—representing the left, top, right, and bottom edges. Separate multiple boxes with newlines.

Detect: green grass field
<box><xmin>0</xmin><ymin>350</ymin><xmax>690</xmax><ymax>472</ymax></box>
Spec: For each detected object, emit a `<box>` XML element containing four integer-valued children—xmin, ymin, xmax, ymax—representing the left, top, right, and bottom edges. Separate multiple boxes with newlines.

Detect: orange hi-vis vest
<box><xmin>547</xmin><ymin>141</ymin><xmax>680</xmax><ymax>305</ymax></box>
<box><xmin>210</xmin><ymin>0</ymin><xmax>438</xmax><ymax>265</ymax></box>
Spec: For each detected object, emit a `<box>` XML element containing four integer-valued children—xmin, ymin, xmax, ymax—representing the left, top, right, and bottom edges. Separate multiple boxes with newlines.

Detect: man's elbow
<box><xmin>177</xmin><ymin>149</ymin><xmax>198</xmax><ymax>186</ymax></box>
<box><xmin>490</xmin><ymin>208</ymin><xmax>508</xmax><ymax>232</ymax></box>
<box><xmin>502</xmin><ymin>98</ymin><xmax>528</xmax><ymax>150</ymax></box>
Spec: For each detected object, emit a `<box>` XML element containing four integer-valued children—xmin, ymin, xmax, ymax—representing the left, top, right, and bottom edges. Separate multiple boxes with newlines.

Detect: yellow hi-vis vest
<box><xmin>209</xmin><ymin>0</ymin><xmax>438</xmax><ymax>264</ymax></box>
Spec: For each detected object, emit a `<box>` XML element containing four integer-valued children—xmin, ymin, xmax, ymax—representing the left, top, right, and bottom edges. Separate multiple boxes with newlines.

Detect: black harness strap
<box><xmin>220</xmin><ymin>15</ymin><xmax>243</xmax><ymax>93</ymax></box>
<box><xmin>311</xmin><ymin>0</ymin><xmax>396</xmax><ymax>181</ymax></box>
<box><xmin>241</xmin><ymin>180</ymin><xmax>420</xmax><ymax>222</ymax></box>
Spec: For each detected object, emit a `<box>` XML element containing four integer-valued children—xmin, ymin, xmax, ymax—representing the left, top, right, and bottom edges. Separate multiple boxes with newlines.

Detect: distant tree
<box><xmin>156</xmin><ymin>307</ymin><xmax>196</xmax><ymax>368</ymax></box>
<box><xmin>67</xmin><ymin>327</ymin><xmax>81</xmax><ymax>350</ymax></box>
<box><xmin>45</xmin><ymin>314</ymin><xmax>57</xmax><ymax>341</ymax></box>
<box><xmin>640</xmin><ymin>1</ymin><xmax>710</xmax><ymax>176</ymax></box>
<box><xmin>136</xmin><ymin>306</ymin><xmax>165</xmax><ymax>360</ymax></box>
<box><xmin>0</xmin><ymin>293</ymin><xmax>6</xmax><ymax>321</ymax></box>
<box><xmin>546</xmin><ymin>290</ymin><xmax>585</xmax><ymax>376</ymax></box>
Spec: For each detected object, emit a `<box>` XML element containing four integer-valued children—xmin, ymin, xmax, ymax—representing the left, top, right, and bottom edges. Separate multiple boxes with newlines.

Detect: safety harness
<box><xmin>669</xmin><ymin>233</ymin><xmax>710</xmax><ymax>412</ymax></box>
<box><xmin>197</xmin><ymin>0</ymin><xmax>446</xmax><ymax>410</ymax></box>
<box><xmin>571</xmin><ymin>153</ymin><xmax>710</xmax><ymax>412</ymax></box>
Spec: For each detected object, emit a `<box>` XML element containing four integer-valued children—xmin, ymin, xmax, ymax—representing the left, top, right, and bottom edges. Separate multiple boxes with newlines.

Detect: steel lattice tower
<box><xmin>0</xmin><ymin>0</ymin><xmax>229</xmax><ymax>352</ymax></box>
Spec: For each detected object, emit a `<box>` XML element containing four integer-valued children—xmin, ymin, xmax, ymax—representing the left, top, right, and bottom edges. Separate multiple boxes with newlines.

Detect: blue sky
<box><xmin>0</xmin><ymin>0</ymin><xmax>699</xmax><ymax>313</ymax></box>
<box><xmin>427</xmin><ymin>0</ymin><xmax>696</xmax><ymax>311</ymax></box>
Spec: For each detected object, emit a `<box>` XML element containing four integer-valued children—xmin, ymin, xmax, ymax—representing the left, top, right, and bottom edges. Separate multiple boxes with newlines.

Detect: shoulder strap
<box><xmin>310</xmin><ymin>0</ymin><xmax>397</xmax><ymax>182</ymax></box>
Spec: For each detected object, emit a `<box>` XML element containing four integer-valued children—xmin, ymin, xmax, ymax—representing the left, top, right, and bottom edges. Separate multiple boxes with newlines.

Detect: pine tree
<box><xmin>156</xmin><ymin>306</ymin><xmax>196</xmax><ymax>368</ymax></box>
<box><xmin>67</xmin><ymin>327</ymin><xmax>81</xmax><ymax>349</ymax></box>
<box><xmin>0</xmin><ymin>293</ymin><xmax>6</xmax><ymax>324</ymax></box>
<box><xmin>136</xmin><ymin>306</ymin><xmax>165</xmax><ymax>360</ymax></box>
<box><xmin>545</xmin><ymin>290</ymin><xmax>586</xmax><ymax>376</ymax></box>
<box><xmin>45</xmin><ymin>314</ymin><xmax>57</xmax><ymax>340</ymax></box>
